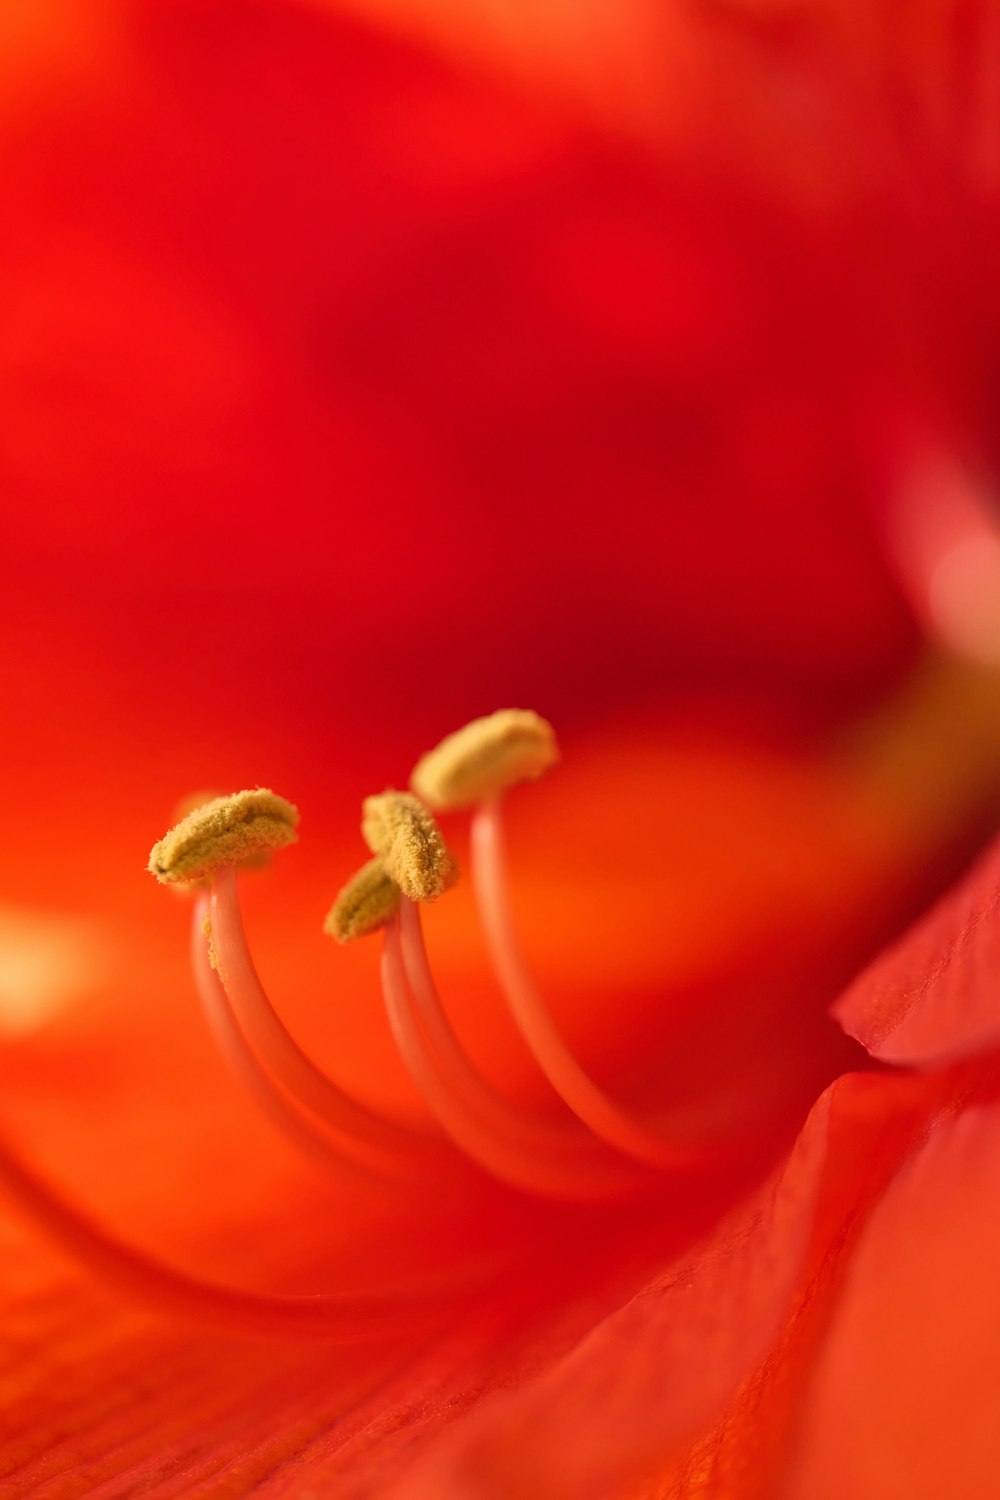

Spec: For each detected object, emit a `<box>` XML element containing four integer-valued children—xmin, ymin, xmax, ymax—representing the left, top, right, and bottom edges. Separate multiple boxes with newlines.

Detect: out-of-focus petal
<box><xmin>0</xmin><ymin>0</ymin><xmax>924</xmax><ymax>760</ymax></box>
<box><xmin>314</xmin><ymin>0</ymin><xmax>687</xmax><ymax>143</ymax></box>
<box><xmin>781</xmin><ymin>1093</ymin><xmax>1000</xmax><ymax>1500</ymax></box>
<box><xmin>833</xmin><ymin>829</ymin><xmax>1000</xmax><ymax>1064</ymax></box>
<box><xmin>321</xmin><ymin>0</ymin><xmax>1000</xmax><ymax>201</ymax></box>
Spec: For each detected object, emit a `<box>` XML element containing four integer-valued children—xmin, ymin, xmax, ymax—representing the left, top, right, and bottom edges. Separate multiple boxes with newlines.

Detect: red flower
<box><xmin>1</xmin><ymin>0</ymin><xmax>999</xmax><ymax>1495</ymax></box>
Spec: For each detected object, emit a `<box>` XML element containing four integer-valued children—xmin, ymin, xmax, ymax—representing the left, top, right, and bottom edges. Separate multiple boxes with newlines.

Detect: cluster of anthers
<box><xmin>0</xmin><ymin>711</ymin><xmax>695</xmax><ymax>1340</ymax></box>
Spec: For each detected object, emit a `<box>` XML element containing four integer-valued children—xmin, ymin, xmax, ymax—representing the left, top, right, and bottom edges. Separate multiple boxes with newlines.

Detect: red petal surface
<box><xmin>369</xmin><ymin>1062</ymin><xmax>999</xmax><ymax>1500</ymax></box>
<box><xmin>782</xmin><ymin>1089</ymin><xmax>1000</xmax><ymax>1500</ymax></box>
<box><xmin>366</xmin><ymin>1068</ymin><xmax>969</xmax><ymax>1500</ymax></box>
<box><xmin>2</xmin><ymin>1067</ymin><xmax>962</xmax><ymax>1497</ymax></box>
<box><xmin>834</xmin><ymin>829</ymin><xmax>1000</xmax><ymax>1064</ymax></box>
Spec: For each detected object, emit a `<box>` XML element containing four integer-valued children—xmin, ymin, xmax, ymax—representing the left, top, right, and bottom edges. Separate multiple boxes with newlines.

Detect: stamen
<box><xmin>191</xmin><ymin>897</ymin><xmax>384</xmax><ymax>1173</ymax></box>
<box><xmin>381</xmin><ymin>912</ymin><xmax>641</xmax><ymax>1199</ymax></box>
<box><xmin>148</xmin><ymin>790</ymin><xmax>299</xmax><ymax>885</ymax></box>
<box><xmin>393</xmin><ymin>899</ymin><xmax>647</xmax><ymax>1199</ymax></box>
<box><xmin>148</xmin><ymin>793</ymin><xmax>456</xmax><ymax>1183</ymax></box>
<box><xmin>209</xmin><ymin>864</ymin><xmax>456</xmax><ymax>1183</ymax></box>
<box><xmin>324</xmin><ymin>858</ymin><xmax>401</xmax><ymax>943</ymax></box>
<box><xmin>410</xmin><ymin>709</ymin><xmax>558</xmax><ymax>811</ymax></box>
<box><xmin>20</xmin><ymin>708</ymin><xmax>723</xmax><ymax>1329</ymax></box>
<box><xmin>361</xmin><ymin>791</ymin><xmax>455</xmax><ymax>902</ymax></box>
<box><xmin>470</xmin><ymin>797</ymin><xmax>699</xmax><ymax>1171</ymax></box>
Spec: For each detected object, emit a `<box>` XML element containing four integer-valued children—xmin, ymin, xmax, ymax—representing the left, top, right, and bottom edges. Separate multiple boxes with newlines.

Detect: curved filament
<box><xmin>383</xmin><ymin>913</ymin><xmax>642</xmax><ymax>1200</ymax></box>
<box><xmin>471</xmin><ymin>798</ymin><xmax>697</xmax><ymax>1171</ymax></box>
<box><xmin>191</xmin><ymin>896</ymin><xmax>384</xmax><ymax>1175</ymax></box>
<box><xmin>398</xmin><ymin>899</ymin><xmax>649</xmax><ymax>1196</ymax></box>
<box><xmin>0</xmin><ymin>1130</ymin><xmax>466</xmax><ymax>1341</ymax></box>
<box><xmin>209</xmin><ymin>865</ymin><xmax>454</xmax><ymax>1183</ymax></box>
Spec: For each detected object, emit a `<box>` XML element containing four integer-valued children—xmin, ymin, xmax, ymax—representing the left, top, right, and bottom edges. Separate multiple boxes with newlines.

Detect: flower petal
<box><xmin>783</xmin><ymin>1090</ymin><xmax>1000</xmax><ymax>1500</ymax></box>
<box><xmin>833</xmin><ymin>830</ymin><xmax>1000</xmax><ymax>1064</ymax></box>
<box><xmin>367</xmin><ymin>1070</ymin><xmax>950</xmax><ymax>1500</ymax></box>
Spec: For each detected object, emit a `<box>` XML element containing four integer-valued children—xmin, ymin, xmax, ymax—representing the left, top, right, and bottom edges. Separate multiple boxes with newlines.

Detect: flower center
<box><xmin>0</xmin><ymin>709</ymin><xmax>701</xmax><ymax>1338</ymax></box>
<box><xmin>180</xmin><ymin>711</ymin><xmax>692</xmax><ymax>1198</ymax></box>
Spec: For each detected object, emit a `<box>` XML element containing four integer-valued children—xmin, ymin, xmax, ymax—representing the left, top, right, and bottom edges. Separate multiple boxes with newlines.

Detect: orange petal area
<box><xmin>0</xmin><ymin>1000</ymin><xmax>769</xmax><ymax>1493</ymax></box>
<box><xmin>783</xmin><ymin>1088</ymin><xmax>1000</xmax><ymax>1500</ymax></box>
<box><xmin>0</xmin><ymin>0</ymin><xmax>123</xmax><ymax>129</ymax></box>
<box><xmin>0</xmin><ymin>988</ymin><xmax>574</xmax><ymax>1487</ymax></box>
<box><xmin>369</xmin><ymin>1067</ymin><xmax>962</xmax><ymax>1500</ymax></box>
<box><xmin>833</xmin><ymin>830</ymin><xmax>1000</xmax><ymax>1065</ymax></box>
<box><xmin>1</xmin><ymin>1068</ymin><xmax>944</xmax><ymax>1497</ymax></box>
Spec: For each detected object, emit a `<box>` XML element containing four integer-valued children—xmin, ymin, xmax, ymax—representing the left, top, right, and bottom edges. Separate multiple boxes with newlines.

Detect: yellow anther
<box><xmin>173</xmin><ymin>788</ymin><xmax>276</xmax><ymax>878</ymax></box>
<box><xmin>164</xmin><ymin>791</ymin><xmax>238</xmax><ymax>895</ymax></box>
<box><xmin>323</xmin><ymin>858</ymin><xmax>401</xmax><ymax>943</ymax></box>
<box><xmin>361</xmin><ymin>791</ymin><xmax>455</xmax><ymax>902</ymax></box>
<box><xmin>148</xmin><ymin>789</ymin><xmax>299</xmax><ymax>885</ymax></box>
<box><xmin>410</xmin><ymin>709</ymin><xmax>559</xmax><ymax>810</ymax></box>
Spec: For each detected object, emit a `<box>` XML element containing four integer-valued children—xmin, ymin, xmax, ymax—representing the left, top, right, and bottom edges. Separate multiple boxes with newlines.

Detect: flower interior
<box><xmin>0</xmin><ymin>708</ymin><xmax>711</xmax><ymax>1340</ymax></box>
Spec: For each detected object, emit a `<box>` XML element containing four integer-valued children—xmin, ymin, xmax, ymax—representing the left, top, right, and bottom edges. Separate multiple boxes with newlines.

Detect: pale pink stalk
<box><xmin>191</xmin><ymin>895</ymin><xmax>386</xmax><ymax>1176</ymax></box>
<box><xmin>471</xmin><ymin>798</ymin><xmax>695</xmax><ymax>1171</ymax></box>
<box><xmin>383</xmin><ymin>911</ymin><xmax>641</xmax><ymax>1199</ymax></box>
<box><xmin>398</xmin><ymin>898</ymin><xmax>651</xmax><ymax>1197</ymax></box>
<box><xmin>209</xmin><ymin>864</ymin><xmax>453</xmax><ymax>1183</ymax></box>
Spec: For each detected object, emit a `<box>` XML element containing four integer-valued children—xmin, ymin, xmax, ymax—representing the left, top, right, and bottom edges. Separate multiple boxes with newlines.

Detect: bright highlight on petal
<box><xmin>928</xmin><ymin>532</ymin><xmax>1000</xmax><ymax>667</ymax></box>
<box><xmin>0</xmin><ymin>903</ymin><xmax>111</xmax><ymax>1036</ymax></box>
<box><xmin>890</xmin><ymin>453</ymin><xmax>1000</xmax><ymax>667</ymax></box>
